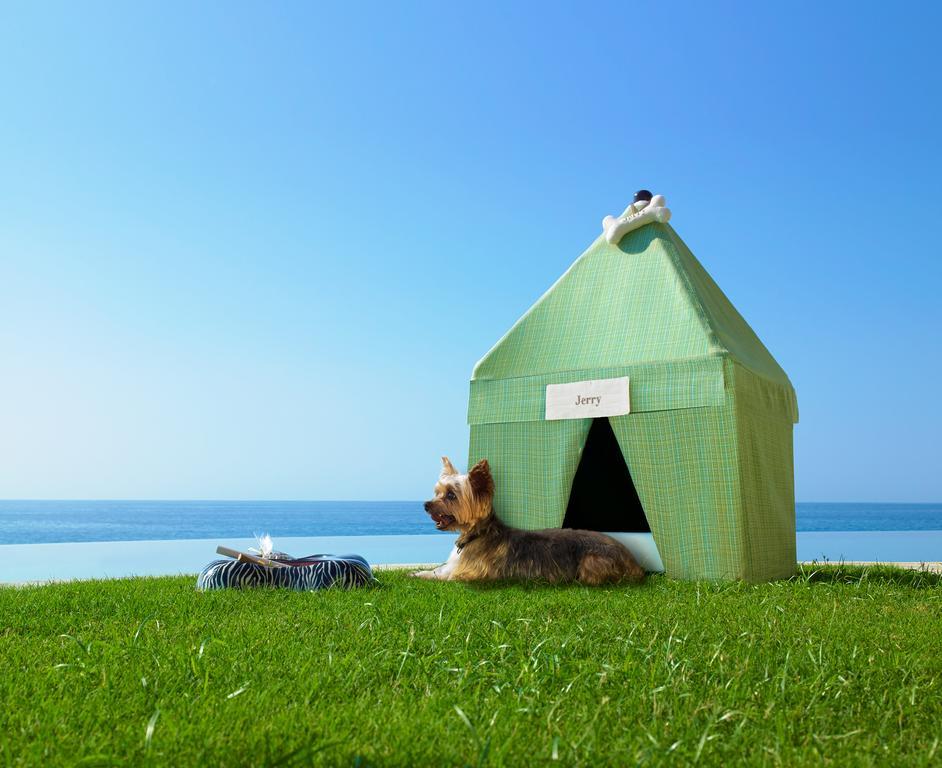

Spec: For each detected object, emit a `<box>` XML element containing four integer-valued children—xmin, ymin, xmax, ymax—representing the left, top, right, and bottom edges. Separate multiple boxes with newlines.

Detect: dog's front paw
<box><xmin>410</xmin><ymin>569</ymin><xmax>433</xmax><ymax>579</ymax></box>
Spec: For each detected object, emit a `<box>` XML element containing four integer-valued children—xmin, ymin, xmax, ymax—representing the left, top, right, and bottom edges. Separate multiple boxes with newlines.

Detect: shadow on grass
<box><xmin>794</xmin><ymin>562</ymin><xmax>942</xmax><ymax>589</ymax></box>
<box><xmin>438</xmin><ymin>566</ymin><xmax>941</xmax><ymax>592</ymax></box>
<box><xmin>459</xmin><ymin>576</ymin><xmax>653</xmax><ymax>593</ymax></box>
<box><xmin>384</xmin><ymin>566</ymin><xmax>941</xmax><ymax>592</ymax></box>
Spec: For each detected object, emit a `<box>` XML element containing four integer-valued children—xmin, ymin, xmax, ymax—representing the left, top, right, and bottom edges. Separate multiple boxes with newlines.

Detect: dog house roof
<box><xmin>469</xmin><ymin>221</ymin><xmax>797</xmax><ymax>425</ymax></box>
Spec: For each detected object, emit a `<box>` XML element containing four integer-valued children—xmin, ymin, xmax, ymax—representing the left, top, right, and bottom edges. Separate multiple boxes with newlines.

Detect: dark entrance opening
<box><xmin>563</xmin><ymin>417</ymin><xmax>650</xmax><ymax>532</ymax></box>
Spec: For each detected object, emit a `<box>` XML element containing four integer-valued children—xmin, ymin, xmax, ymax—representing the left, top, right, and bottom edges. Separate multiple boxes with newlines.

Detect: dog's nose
<box><xmin>423</xmin><ymin>501</ymin><xmax>432</xmax><ymax>512</ymax></box>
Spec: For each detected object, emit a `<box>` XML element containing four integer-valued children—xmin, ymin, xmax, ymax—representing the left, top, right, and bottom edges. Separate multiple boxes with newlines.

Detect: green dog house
<box><xmin>467</xmin><ymin>192</ymin><xmax>798</xmax><ymax>581</ymax></box>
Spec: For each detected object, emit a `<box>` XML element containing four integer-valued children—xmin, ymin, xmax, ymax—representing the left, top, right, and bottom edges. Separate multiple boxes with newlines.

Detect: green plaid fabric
<box><xmin>469</xmin><ymin>357</ymin><xmax>728</xmax><ymax>425</ymax></box>
<box><xmin>467</xmin><ymin>223</ymin><xmax>798</xmax><ymax>582</ymax></box>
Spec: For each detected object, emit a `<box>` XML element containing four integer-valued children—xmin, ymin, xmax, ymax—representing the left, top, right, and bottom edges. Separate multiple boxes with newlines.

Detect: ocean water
<box><xmin>0</xmin><ymin>500</ymin><xmax>940</xmax><ymax>545</ymax></box>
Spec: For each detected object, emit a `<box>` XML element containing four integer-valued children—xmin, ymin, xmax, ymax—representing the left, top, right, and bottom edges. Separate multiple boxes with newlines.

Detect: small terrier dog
<box><xmin>411</xmin><ymin>457</ymin><xmax>645</xmax><ymax>584</ymax></box>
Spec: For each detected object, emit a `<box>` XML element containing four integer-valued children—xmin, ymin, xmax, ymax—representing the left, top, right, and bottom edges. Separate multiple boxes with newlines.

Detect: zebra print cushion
<box><xmin>196</xmin><ymin>554</ymin><xmax>375</xmax><ymax>591</ymax></box>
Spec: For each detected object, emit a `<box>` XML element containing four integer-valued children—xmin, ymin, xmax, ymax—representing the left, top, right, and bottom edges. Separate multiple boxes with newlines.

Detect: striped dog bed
<box><xmin>197</xmin><ymin>554</ymin><xmax>375</xmax><ymax>591</ymax></box>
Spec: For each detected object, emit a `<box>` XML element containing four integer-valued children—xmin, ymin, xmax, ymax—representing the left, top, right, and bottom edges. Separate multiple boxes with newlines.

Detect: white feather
<box><xmin>250</xmin><ymin>532</ymin><xmax>275</xmax><ymax>558</ymax></box>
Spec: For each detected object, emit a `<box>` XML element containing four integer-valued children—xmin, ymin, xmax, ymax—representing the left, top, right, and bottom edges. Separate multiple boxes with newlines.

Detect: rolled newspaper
<box><xmin>216</xmin><ymin>545</ymin><xmax>289</xmax><ymax>568</ymax></box>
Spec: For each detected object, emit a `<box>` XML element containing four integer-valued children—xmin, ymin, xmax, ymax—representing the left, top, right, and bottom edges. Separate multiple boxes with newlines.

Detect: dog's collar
<box><xmin>456</xmin><ymin>510</ymin><xmax>499</xmax><ymax>551</ymax></box>
<box><xmin>455</xmin><ymin>528</ymin><xmax>482</xmax><ymax>551</ymax></box>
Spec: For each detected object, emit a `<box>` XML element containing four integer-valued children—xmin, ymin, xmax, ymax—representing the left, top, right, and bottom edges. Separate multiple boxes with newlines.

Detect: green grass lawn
<box><xmin>2</xmin><ymin>566</ymin><xmax>941</xmax><ymax>767</ymax></box>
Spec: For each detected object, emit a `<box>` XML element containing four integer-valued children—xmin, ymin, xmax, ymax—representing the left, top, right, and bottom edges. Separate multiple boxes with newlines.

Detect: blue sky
<box><xmin>1</xmin><ymin>2</ymin><xmax>940</xmax><ymax>501</ymax></box>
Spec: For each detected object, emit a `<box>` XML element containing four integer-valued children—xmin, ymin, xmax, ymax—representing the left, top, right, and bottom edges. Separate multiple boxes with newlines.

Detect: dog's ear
<box><xmin>440</xmin><ymin>456</ymin><xmax>458</xmax><ymax>476</ymax></box>
<box><xmin>468</xmin><ymin>459</ymin><xmax>494</xmax><ymax>500</ymax></box>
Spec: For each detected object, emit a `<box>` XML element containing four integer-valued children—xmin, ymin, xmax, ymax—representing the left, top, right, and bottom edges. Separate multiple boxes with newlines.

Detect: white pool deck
<box><xmin>1</xmin><ymin>531</ymin><xmax>940</xmax><ymax>585</ymax></box>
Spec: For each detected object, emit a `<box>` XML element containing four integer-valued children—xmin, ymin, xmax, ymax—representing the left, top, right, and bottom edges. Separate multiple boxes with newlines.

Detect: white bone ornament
<box><xmin>602</xmin><ymin>194</ymin><xmax>671</xmax><ymax>244</ymax></box>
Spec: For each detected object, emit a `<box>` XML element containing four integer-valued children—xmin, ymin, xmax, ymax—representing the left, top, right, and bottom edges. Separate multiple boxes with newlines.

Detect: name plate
<box><xmin>545</xmin><ymin>376</ymin><xmax>631</xmax><ymax>421</ymax></box>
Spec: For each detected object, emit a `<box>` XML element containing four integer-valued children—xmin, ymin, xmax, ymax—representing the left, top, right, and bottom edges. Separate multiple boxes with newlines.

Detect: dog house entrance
<box><xmin>563</xmin><ymin>417</ymin><xmax>650</xmax><ymax>532</ymax></box>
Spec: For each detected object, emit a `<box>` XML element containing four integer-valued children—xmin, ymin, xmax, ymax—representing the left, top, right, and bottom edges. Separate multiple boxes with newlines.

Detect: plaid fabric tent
<box><xmin>467</xmin><ymin>221</ymin><xmax>798</xmax><ymax>581</ymax></box>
